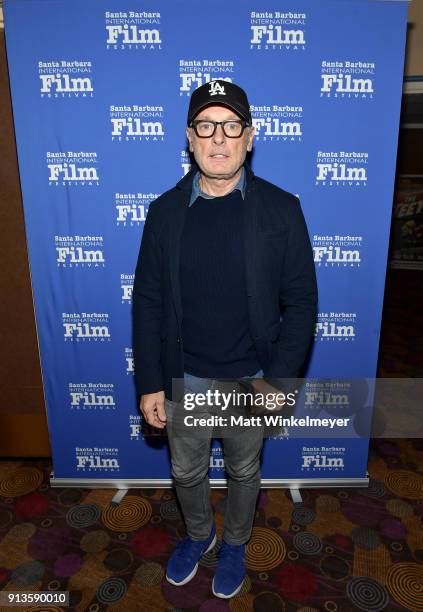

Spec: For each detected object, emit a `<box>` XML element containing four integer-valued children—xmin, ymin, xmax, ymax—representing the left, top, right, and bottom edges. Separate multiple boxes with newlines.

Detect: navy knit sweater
<box><xmin>179</xmin><ymin>189</ymin><xmax>261</xmax><ymax>378</ymax></box>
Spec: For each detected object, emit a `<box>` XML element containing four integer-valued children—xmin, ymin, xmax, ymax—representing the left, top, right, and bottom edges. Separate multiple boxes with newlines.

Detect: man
<box><xmin>132</xmin><ymin>80</ymin><xmax>317</xmax><ymax>598</ymax></box>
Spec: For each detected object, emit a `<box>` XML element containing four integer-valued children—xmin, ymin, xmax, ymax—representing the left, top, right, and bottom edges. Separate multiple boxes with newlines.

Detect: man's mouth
<box><xmin>209</xmin><ymin>154</ymin><xmax>229</xmax><ymax>159</ymax></box>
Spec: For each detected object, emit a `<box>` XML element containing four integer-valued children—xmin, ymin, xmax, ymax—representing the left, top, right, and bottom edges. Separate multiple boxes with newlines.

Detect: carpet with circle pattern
<box><xmin>0</xmin><ymin>437</ymin><xmax>422</xmax><ymax>611</ymax></box>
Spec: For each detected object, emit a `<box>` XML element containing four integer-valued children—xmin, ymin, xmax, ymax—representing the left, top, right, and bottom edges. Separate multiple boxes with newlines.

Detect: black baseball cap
<box><xmin>187</xmin><ymin>79</ymin><xmax>252</xmax><ymax>125</ymax></box>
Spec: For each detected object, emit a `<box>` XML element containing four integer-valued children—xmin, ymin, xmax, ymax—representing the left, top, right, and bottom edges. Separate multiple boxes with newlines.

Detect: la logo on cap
<box><xmin>209</xmin><ymin>81</ymin><xmax>226</xmax><ymax>96</ymax></box>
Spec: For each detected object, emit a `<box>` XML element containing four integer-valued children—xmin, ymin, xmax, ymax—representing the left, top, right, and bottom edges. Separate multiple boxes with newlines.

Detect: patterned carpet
<box><xmin>0</xmin><ymin>443</ymin><xmax>422</xmax><ymax>612</ymax></box>
<box><xmin>0</xmin><ymin>269</ymin><xmax>422</xmax><ymax>611</ymax></box>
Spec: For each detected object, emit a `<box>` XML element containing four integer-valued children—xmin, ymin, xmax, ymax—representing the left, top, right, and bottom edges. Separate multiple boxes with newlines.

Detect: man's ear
<box><xmin>186</xmin><ymin>127</ymin><xmax>194</xmax><ymax>152</ymax></box>
<box><xmin>247</xmin><ymin>125</ymin><xmax>255</xmax><ymax>152</ymax></box>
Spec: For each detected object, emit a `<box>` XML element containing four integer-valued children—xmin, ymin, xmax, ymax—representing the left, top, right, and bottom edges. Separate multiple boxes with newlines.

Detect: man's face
<box><xmin>186</xmin><ymin>105</ymin><xmax>254</xmax><ymax>181</ymax></box>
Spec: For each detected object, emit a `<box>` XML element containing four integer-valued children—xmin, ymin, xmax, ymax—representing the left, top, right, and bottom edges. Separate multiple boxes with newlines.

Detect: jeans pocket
<box><xmin>164</xmin><ymin>397</ymin><xmax>179</xmax><ymax>415</ymax></box>
<box><xmin>183</xmin><ymin>373</ymin><xmax>212</xmax><ymax>395</ymax></box>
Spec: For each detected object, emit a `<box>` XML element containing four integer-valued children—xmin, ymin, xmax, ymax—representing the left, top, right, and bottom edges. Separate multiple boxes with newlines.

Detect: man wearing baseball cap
<box><xmin>132</xmin><ymin>79</ymin><xmax>317</xmax><ymax>597</ymax></box>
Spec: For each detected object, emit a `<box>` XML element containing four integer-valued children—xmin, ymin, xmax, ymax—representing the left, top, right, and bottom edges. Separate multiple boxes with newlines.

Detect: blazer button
<box><xmin>176</xmin><ymin>336</ymin><xmax>181</xmax><ymax>343</ymax></box>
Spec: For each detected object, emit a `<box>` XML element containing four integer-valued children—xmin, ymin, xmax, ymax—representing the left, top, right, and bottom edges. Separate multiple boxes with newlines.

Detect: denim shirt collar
<box><xmin>188</xmin><ymin>166</ymin><xmax>246</xmax><ymax>207</ymax></box>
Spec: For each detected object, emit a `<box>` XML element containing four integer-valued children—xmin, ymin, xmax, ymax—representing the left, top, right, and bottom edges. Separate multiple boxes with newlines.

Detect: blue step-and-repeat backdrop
<box><xmin>4</xmin><ymin>0</ymin><xmax>407</xmax><ymax>483</ymax></box>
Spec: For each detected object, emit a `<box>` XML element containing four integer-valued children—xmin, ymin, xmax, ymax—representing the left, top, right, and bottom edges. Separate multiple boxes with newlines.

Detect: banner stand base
<box><xmin>50</xmin><ymin>472</ymin><xmax>369</xmax><ymax>489</ymax></box>
<box><xmin>111</xmin><ymin>489</ymin><xmax>129</xmax><ymax>505</ymax></box>
<box><xmin>290</xmin><ymin>487</ymin><xmax>303</xmax><ymax>503</ymax></box>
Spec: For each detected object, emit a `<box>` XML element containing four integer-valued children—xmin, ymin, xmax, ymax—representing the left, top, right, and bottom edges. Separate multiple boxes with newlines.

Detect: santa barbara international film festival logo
<box><xmin>105</xmin><ymin>11</ymin><xmax>161</xmax><ymax>50</ymax></box>
<box><xmin>316</xmin><ymin>151</ymin><xmax>368</xmax><ymax>187</ymax></box>
<box><xmin>76</xmin><ymin>447</ymin><xmax>120</xmax><ymax>472</ymax></box>
<box><xmin>55</xmin><ymin>235</ymin><xmax>105</xmax><ymax>268</ymax></box>
<box><xmin>313</xmin><ymin>234</ymin><xmax>363</xmax><ymax>268</ymax></box>
<box><xmin>304</xmin><ymin>380</ymin><xmax>351</xmax><ymax>411</ymax></box>
<box><xmin>121</xmin><ymin>274</ymin><xmax>134</xmax><ymax>304</ymax></box>
<box><xmin>69</xmin><ymin>383</ymin><xmax>115</xmax><ymax>411</ymax></box>
<box><xmin>181</xmin><ymin>150</ymin><xmax>191</xmax><ymax>177</ymax></box>
<box><xmin>315</xmin><ymin>312</ymin><xmax>357</xmax><ymax>342</ymax></box>
<box><xmin>301</xmin><ymin>445</ymin><xmax>345</xmax><ymax>471</ymax></box>
<box><xmin>179</xmin><ymin>59</ymin><xmax>234</xmax><ymax>96</ymax></box>
<box><xmin>125</xmin><ymin>348</ymin><xmax>134</xmax><ymax>375</ymax></box>
<box><xmin>38</xmin><ymin>60</ymin><xmax>93</xmax><ymax>98</ymax></box>
<box><xmin>115</xmin><ymin>192</ymin><xmax>160</xmax><ymax>226</ymax></box>
<box><xmin>110</xmin><ymin>105</ymin><xmax>164</xmax><ymax>141</ymax></box>
<box><xmin>251</xmin><ymin>104</ymin><xmax>303</xmax><ymax>142</ymax></box>
<box><xmin>129</xmin><ymin>415</ymin><xmax>142</xmax><ymax>440</ymax></box>
<box><xmin>129</xmin><ymin>415</ymin><xmax>167</xmax><ymax>441</ymax></box>
<box><xmin>320</xmin><ymin>60</ymin><xmax>375</xmax><ymax>99</ymax></box>
<box><xmin>47</xmin><ymin>152</ymin><xmax>99</xmax><ymax>186</ymax></box>
<box><xmin>210</xmin><ymin>446</ymin><xmax>225</xmax><ymax>471</ymax></box>
<box><xmin>250</xmin><ymin>11</ymin><xmax>306</xmax><ymax>50</ymax></box>
<box><xmin>62</xmin><ymin>312</ymin><xmax>111</xmax><ymax>342</ymax></box>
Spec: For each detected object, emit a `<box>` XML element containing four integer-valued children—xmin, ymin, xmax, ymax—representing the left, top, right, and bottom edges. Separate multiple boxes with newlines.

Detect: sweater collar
<box><xmin>188</xmin><ymin>166</ymin><xmax>246</xmax><ymax>206</ymax></box>
<box><xmin>176</xmin><ymin>160</ymin><xmax>255</xmax><ymax>195</ymax></box>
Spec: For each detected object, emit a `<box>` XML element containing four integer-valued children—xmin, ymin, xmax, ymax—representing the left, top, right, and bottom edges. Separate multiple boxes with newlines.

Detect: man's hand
<box><xmin>140</xmin><ymin>391</ymin><xmax>167</xmax><ymax>429</ymax></box>
<box><xmin>250</xmin><ymin>378</ymin><xmax>286</xmax><ymax>412</ymax></box>
<box><xmin>250</xmin><ymin>378</ymin><xmax>280</xmax><ymax>396</ymax></box>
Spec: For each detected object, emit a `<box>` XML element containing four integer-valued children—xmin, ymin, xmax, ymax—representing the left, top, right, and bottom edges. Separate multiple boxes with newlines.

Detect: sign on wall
<box><xmin>4</xmin><ymin>0</ymin><xmax>408</xmax><ymax>484</ymax></box>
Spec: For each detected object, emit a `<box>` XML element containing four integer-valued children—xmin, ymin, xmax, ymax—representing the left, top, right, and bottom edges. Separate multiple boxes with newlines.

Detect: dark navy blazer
<box><xmin>132</xmin><ymin>163</ymin><xmax>318</xmax><ymax>401</ymax></box>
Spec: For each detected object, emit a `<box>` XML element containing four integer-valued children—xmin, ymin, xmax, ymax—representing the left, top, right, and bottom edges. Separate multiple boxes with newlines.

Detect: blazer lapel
<box><xmin>169</xmin><ymin>169</ymin><xmax>194</xmax><ymax>326</ymax></box>
<box><xmin>243</xmin><ymin>169</ymin><xmax>259</xmax><ymax>302</ymax></box>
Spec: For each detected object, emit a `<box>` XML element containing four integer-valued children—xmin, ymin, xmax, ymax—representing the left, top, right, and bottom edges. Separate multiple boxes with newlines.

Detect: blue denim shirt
<box><xmin>188</xmin><ymin>167</ymin><xmax>246</xmax><ymax>207</ymax></box>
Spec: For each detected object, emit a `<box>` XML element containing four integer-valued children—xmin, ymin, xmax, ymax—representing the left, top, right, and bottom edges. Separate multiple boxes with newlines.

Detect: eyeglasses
<box><xmin>190</xmin><ymin>119</ymin><xmax>250</xmax><ymax>138</ymax></box>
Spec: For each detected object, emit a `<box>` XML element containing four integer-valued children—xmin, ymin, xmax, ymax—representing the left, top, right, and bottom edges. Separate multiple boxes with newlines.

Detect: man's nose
<box><xmin>212</xmin><ymin>123</ymin><xmax>225</xmax><ymax>144</ymax></box>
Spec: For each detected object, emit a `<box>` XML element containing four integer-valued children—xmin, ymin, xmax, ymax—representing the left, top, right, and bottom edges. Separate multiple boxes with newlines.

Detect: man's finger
<box><xmin>155</xmin><ymin>401</ymin><xmax>167</xmax><ymax>423</ymax></box>
<box><xmin>142</xmin><ymin>408</ymin><xmax>156</xmax><ymax>426</ymax></box>
<box><xmin>142</xmin><ymin>404</ymin><xmax>167</xmax><ymax>429</ymax></box>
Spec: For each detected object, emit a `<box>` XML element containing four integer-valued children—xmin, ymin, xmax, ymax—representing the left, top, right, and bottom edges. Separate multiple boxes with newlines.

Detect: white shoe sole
<box><xmin>166</xmin><ymin>533</ymin><xmax>217</xmax><ymax>586</ymax></box>
<box><xmin>212</xmin><ymin>576</ymin><xmax>243</xmax><ymax>599</ymax></box>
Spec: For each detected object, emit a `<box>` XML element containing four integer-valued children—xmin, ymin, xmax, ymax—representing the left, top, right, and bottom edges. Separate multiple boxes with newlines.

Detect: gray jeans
<box><xmin>164</xmin><ymin>370</ymin><xmax>264</xmax><ymax>545</ymax></box>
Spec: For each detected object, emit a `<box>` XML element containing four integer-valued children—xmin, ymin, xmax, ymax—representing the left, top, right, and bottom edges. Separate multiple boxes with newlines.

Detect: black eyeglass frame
<box><xmin>189</xmin><ymin>119</ymin><xmax>251</xmax><ymax>138</ymax></box>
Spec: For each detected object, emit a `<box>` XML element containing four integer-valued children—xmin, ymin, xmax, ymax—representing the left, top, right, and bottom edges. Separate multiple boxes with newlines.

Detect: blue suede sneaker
<box><xmin>212</xmin><ymin>541</ymin><xmax>246</xmax><ymax>598</ymax></box>
<box><xmin>166</xmin><ymin>525</ymin><xmax>216</xmax><ymax>586</ymax></box>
